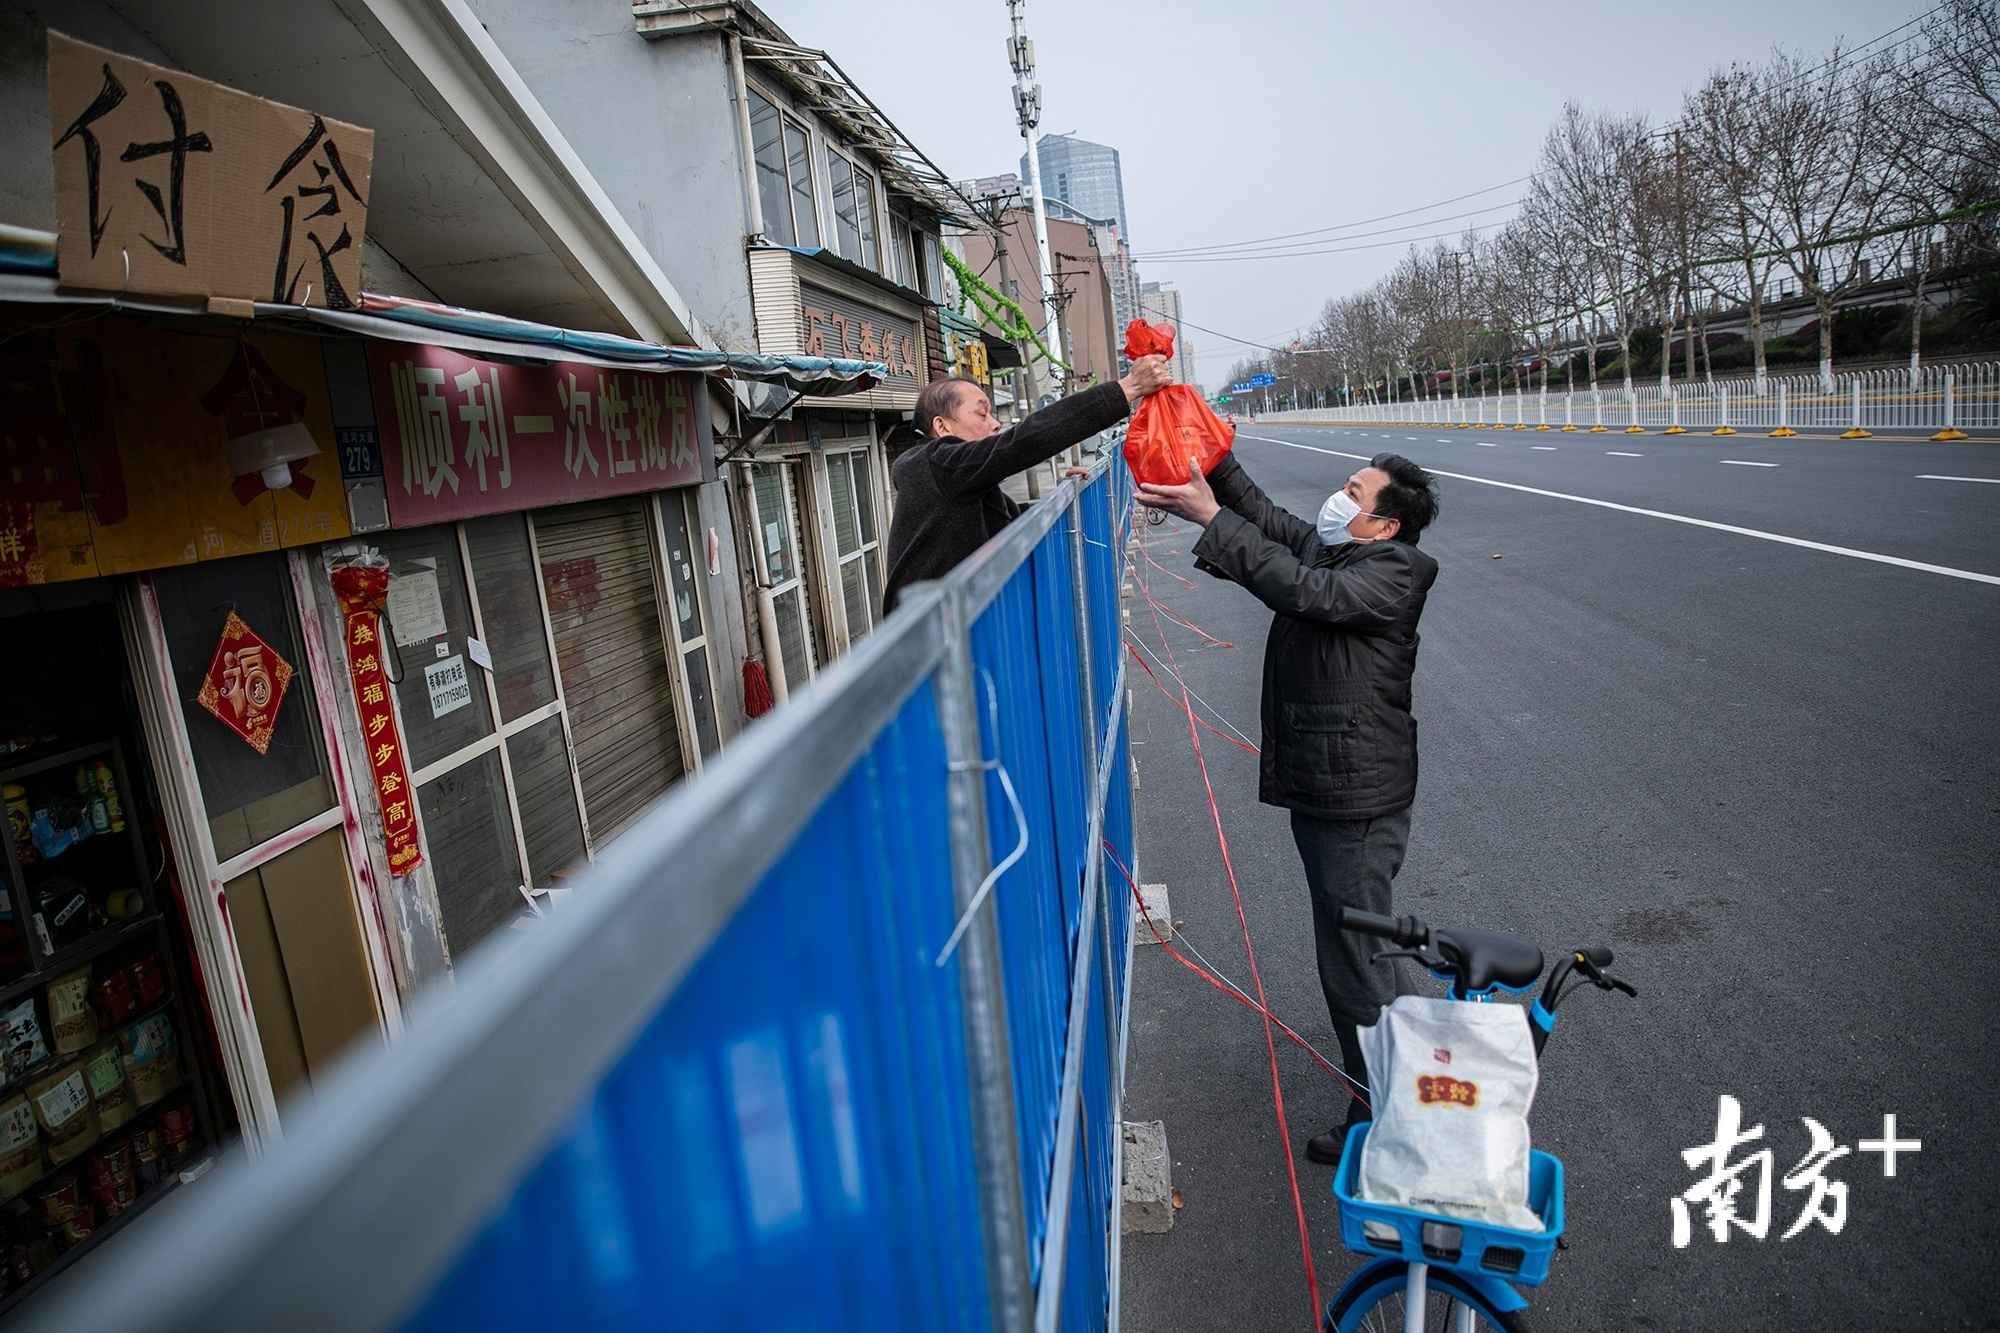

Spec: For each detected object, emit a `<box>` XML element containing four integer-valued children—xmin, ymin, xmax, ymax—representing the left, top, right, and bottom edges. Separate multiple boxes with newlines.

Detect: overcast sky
<box><xmin>770</xmin><ymin>0</ymin><xmax>1915</xmax><ymax>389</ymax></box>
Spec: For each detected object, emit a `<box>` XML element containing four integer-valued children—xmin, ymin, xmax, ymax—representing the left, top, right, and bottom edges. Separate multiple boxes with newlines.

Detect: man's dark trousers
<box><xmin>1290</xmin><ymin>807</ymin><xmax>1412</xmax><ymax>1116</ymax></box>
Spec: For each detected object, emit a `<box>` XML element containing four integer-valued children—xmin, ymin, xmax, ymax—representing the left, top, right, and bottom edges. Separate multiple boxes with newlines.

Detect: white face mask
<box><xmin>1318</xmin><ymin>489</ymin><xmax>1371</xmax><ymax>546</ymax></box>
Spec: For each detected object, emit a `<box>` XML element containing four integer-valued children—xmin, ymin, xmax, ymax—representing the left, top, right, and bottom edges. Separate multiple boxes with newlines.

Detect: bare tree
<box><xmin>1755</xmin><ymin>45</ymin><xmax>1899</xmax><ymax>385</ymax></box>
<box><xmin>1682</xmin><ymin>67</ymin><xmax>1781</xmax><ymax>386</ymax></box>
<box><xmin>1534</xmin><ymin>105</ymin><xmax>1653</xmax><ymax>391</ymax></box>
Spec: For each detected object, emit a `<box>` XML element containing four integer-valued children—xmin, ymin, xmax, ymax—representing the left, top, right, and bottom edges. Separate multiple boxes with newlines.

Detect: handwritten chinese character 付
<box><xmin>1672</xmin><ymin>1094</ymin><xmax>1773</xmax><ymax>1247</ymax></box>
<box><xmin>266</xmin><ymin>114</ymin><xmax>365</xmax><ymax>307</ymax></box>
<box><xmin>119</xmin><ymin>77</ymin><xmax>214</xmax><ymax>267</ymax></box>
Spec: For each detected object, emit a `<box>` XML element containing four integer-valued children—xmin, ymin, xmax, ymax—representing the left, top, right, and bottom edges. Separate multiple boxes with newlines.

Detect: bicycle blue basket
<box><xmin>1332</xmin><ymin>1123</ymin><xmax>1565</xmax><ymax>1286</ymax></box>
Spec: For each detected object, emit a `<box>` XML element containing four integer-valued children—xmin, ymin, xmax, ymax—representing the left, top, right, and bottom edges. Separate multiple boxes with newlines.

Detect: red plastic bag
<box><xmin>1120</xmin><ymin>320</ymin><xmax>1234</xmax><ymax>486</ymax></box>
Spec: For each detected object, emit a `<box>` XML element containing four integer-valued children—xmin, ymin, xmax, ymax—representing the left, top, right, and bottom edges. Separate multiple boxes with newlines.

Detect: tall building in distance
<box><xmin>1138</xmin><ymin>280</ymin><xmax>1199</xmax><ymax>394</ymax></box>
<box><xmin>1023</xmin><ymin>134</ymin><xmax>1131</xmax><ymax>246</ymax></box>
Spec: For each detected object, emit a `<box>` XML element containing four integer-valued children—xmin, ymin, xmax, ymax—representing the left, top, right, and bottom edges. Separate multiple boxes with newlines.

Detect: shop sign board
<box><xmin>195</xmin><ymin>612</ymin><xmax>295</xmax><ymax>756</ymax></box>
<box><xmin>798</xmin><ymin>285</ymin><xmax>923</xmax><ymax>388</ymax></box>
<box><xmin>0</xmin><ymin>317</ymin><xmax>353</xmax><ymax>587</ymax></box>
<box><xmin>368</xmin><ymin>344</ymin><xmax>703</xmax><ymax>528</ymax></box>
<box><xmin>47</xmin><ymin>32</ymin><xmax>374</xmax><ymax>308</ymax></box>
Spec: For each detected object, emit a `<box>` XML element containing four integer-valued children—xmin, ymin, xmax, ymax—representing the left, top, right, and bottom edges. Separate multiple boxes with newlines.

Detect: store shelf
<box><xmin>0</xmin><ymin>1172</ymin><xmax>185</xmax><ymax>1318</ymax></box>
<box><xmin>0</xmin><ymin>990</ymin><xmax>179</xmax><ymax>1102</ymax></box>
<box><xmin>0</xmin><ymin>740</ymin><xmax>114</xmax><ymax>789</ymax></box>
<box><xmin>0</xmin><ymin>915</ymin><xmax>163</xmax><ymax>1011</ymax></box>
<box><xmin>0</xmin><ymin>1075</ymin><xmax>194</xmax><ymax>1221</ymax></box>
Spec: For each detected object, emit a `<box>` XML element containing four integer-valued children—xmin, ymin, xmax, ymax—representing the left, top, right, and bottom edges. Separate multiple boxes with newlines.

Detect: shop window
<box><xmin>463</xmin><ymin>515</ymin><xmax>557</xmax><ymax>723</ymax></box>
<box><xmin>657</xmin><ymin>492</ymin><xmax>721</xmax><ymax>759</ymax></box>
<box><xmin>374</xmin><ymin>528</ymin><xmax>495</xmax><ymax>773</ymax></box>
<box><xmin>826</xmin><ymin>150</ymin><xmax>859</xmax><ymax>263</ymax></box>
<box><xmin>753</xmin><ymin>460</ymin><xmax>835</xmax><ymax>691</ymax></box>
<box><xmin>825</xmin><ymin>448</ymin><xmax>883</xmax><ymax>642</ymax></box>
<box><xmin>151</xmin><ymin>554</ymin><xmax>333</xmax><ymax>863</ymax></box>
<box><xmin>417</xmin><ymin>749</ymin><xmax>523</xmax><ymax>955</ymax></box>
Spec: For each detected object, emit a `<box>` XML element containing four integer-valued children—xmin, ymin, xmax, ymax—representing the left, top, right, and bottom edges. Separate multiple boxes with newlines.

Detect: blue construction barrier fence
<box><xmin>33</xmin><ymin>456</ymin><xmax>1140</xmax><ymax>1333</ymax></box>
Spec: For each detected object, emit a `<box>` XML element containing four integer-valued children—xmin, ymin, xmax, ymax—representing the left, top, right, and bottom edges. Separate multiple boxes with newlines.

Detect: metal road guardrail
<box><xmin>1261</xmin><ymin>361</ymin><xmax>2000</xmax><ymax>439</ymax></box>
<box><xmin>31</xmin><ymin>452</ymin><xmax>1141</xmax><ymax>1333</ymax></box>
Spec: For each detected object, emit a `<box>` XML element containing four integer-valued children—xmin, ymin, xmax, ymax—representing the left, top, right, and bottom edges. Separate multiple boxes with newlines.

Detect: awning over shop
<box><xmin>0</xmin><ymin>260</ymin><xmax>887</xmax><ymax>398</ymax></box>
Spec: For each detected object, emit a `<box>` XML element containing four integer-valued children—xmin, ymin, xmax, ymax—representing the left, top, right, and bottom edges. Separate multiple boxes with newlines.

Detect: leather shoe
<box><xmin>1306</xmin><ymin>1110</ymin><xmax>1372</xmax><ymax>1166</ymax></box>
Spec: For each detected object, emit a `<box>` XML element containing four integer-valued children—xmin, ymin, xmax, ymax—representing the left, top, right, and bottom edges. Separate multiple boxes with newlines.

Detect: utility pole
<box><xmin>1006</xmin><ymin>0</ymin><xmax>1065</xmax><ymax>401</ymax></box>
<box><xmin>992</xmin><ymin>234</ymin><xmax>1044</xmax><ymax>498</ymax></box>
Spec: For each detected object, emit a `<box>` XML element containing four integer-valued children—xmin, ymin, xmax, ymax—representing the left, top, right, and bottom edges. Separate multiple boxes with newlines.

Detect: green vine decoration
<box><xmin>941</xmin><ymin>247</ymin><xmax>1072</xmax><ymax>373</ymax></box>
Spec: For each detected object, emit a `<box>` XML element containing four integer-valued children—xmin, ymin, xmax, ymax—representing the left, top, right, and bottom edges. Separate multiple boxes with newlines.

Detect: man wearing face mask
<box><xmin>1136</xmin><ymin>450</ymin><xmax>1440</xmax><ymax>1164</ymax></box>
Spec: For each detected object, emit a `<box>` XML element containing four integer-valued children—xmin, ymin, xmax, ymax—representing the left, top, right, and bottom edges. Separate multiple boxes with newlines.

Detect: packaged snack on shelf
<box><xmin>128</xmin><ymin>954</ymin><xmax>167</xmax><ymax>1009</ymax></box>
<box><xmin>47</xmin><ymin>967</ymin><xmax>98</xmax><ymax>1056</ymax></box>
<box><xmin>130</xmin><ymin>1123</ymin><xmax>162</xmax><ymax>1190</ymax></box>
<box><xmin>85</xmin><ymin>1136</ymin><xmax>135</xmax><ymax>1218</ymax></box>
<box><xmin>34</xmin><ymin>1172</ymin><xmax>93</xmax><ymax>1249</ymax></box>
<box><xmin>2</xmin><ymin>784</ymin><xmax>33</xmax><ymax>866</ymax></box>
<box><xmin>119</xmin><ymin>1012</ymin><xmax>180</xmax><ymax>1107</ymax></box>
<box><xmin>27</xmin><ymin>1062</ymin><xmax>97</xmax><ymax>1167</ymax></box>
<box><xmin>0</xmin><ymin>995</ymin><xmax>46</xmax><ymax>1080</ymax></box>
<box><xmin>83</xmin><ymin>1043</ymin><xmax>133</xmax><ymax>1133</ymax></box>
<box><xmin>93</xmin><ymin>967</ymin><xmax>137</xmax><ymax>1027</ymax></box>
<box><xmin>159</xmin><ymin>1100</ymin><xmax>195</xmax><ymax>1169</ymax></box>
<box><xmin>0</xmin><ymin>1095</ymin><xmax>41</xmax><ymax>1202</ymax></box>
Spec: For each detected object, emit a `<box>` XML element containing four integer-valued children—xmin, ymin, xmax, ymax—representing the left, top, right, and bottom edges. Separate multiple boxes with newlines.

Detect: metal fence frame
<box><xmin>1257</xmin><ymin>361</ymin><xmax>1998</xmax><ymax>438</ymax></box>
<box><xmin>31</xmin><ymin>456</ymin><xmax>1140</xmax><ymax>1333</ymax></box>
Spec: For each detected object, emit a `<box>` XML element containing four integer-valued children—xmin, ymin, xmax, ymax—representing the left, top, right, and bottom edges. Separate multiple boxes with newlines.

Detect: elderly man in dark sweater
<box><xmin>881</xmin><ymin>356</ymin><xmax>1171</xmax><ymax>614</ymax></box>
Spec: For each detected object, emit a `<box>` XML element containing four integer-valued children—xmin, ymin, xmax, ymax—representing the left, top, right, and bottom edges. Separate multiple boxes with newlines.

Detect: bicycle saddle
<box><xmin>1430</xmin><ymin>923</ymin><xmax>1545</xmax><ymax>994</ymax></box>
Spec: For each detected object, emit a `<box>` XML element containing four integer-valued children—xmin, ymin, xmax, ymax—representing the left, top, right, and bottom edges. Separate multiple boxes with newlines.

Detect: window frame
<box><xmin>648</xmin><ymin>489</ymin><xmax>723</xmax><ymax>764</ymax></box>
<box><xmin>746</xmin><ymin>84</ymin><xmax>820</xmax><ymax>249</ymax></box>
<box><xmin>823</xmin><ymin>145</ymin><xmax>882</xmax><ymax>272</ymax></box>
<box><xmin>823</xmin><ymin>445</ymin><xmax>885</xmax><ymax>644</ymax></box>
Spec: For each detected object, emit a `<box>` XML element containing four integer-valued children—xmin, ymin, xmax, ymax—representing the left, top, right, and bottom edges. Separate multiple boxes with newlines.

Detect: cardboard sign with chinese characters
<box><xmin>47</xmin><ymin>31</ymin><xmax>374</xmax><ymax>308</ymax></box>
<box><xmin>369</xmin><ymin>344</ymin><xmax>704</xmax><ymax>528</ymax></box>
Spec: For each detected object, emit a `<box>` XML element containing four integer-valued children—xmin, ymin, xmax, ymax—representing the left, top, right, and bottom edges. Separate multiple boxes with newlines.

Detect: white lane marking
<box><xmin>1436</xmin><ymin>438</ymin><xmax>1452</xmax><ymax>443</ymax></box>
<box><xmin>1235</xmin><ymin>433</ymin><xmax>2000</xmax><ymax>586</ymax></box>
<box><xmin>1474</xmin><ymin>441</ymin><xmax>1499</xmax><ymax>447</ymax></box>
<box><xmin>1720</xmin><ymin>459</ymin><xmax>1779</xmax><ymax>468</ymax></box>
<box><xmin>1531</xmin><ymin>445</ymin><xmax>1557</xmax><ymax>451</ymax></box>
<box><xmin>1916</xmin><ymin>474</ymin><xmax>2000</xmax><ymax>484</ymax></box>
<box><xmin>1606</xmin><ymin>450</ymin><xmax>1644</xmax><ymax>457</ymax></box>
<box><xmin>1405</xmin><ymin>436</ymin><xmax>1419</xmax><ymax>441</ymax></box>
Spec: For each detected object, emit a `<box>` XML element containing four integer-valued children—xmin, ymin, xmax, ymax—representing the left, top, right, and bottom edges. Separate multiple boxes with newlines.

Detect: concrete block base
<box><xmin>1137</xmin><ymin>883</ymin><xmax>1171</xmax><ymax>944</ymax></box>
<box><xmin>1121</xmin><ymin>1119</ymin><xmax>1173</xmax><ymax>1234</ymax></box>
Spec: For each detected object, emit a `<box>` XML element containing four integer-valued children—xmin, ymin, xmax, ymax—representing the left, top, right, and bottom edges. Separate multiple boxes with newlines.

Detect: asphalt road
<box><xmin>1116</xmin><ymin>426</ymin><xmax>2000</xmax><ymax>1331</ymax></box>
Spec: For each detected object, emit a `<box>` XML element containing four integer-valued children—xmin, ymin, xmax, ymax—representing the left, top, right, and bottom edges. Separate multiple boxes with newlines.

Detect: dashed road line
<box><xmin>1606</xmin><ymin>450</ymin><xmax>1644</xmax><ymax>457</ymax></box>
<box><xmin>1531</xmin><ymin>445</ymin><xmax>1557</xmax><ymax>451</ymax></box>
<box><xmin>1720</xmin><ymin>460</ymin><xmax>1779</xmax><ymax>468</ymax></box>
<box><xmin>1916</xmin><ymin>474</ymin><xmax>2000</xmax><ymax>484</ymax></box>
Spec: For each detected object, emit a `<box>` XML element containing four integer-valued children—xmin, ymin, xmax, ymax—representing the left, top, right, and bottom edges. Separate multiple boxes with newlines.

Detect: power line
<box><xmin>1145</xmin><ymin>218</ymin><xmax>1513</xmax><ymax>266</ymax></box>
<box><xmin>1135</xmin><ymin>178</ymin><xmax>1528</xmax><ymax>258</ymax></box>
<box><xmin>1133</xmin><ymin>198</ymin><xmax>1524</xmax><ymax>261</ymax></box>
<box><xmin>1121</xmin><ymin>3</ymin><xmax>1942</xmax><ymax>265</ymax></box>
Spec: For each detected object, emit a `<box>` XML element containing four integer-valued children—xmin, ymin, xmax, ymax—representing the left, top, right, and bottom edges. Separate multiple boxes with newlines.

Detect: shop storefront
<box><xmin>0</xmin><ymin>307</ymin><xmax>392</xmax><ymax>1313</ymax></box>
<box><xmin>742</xmin><ymin>247</ymin><xmax>928</xmax><ymax>696</ymax></box>
<box><xmin>349</xmin><ymin>339</ymin><xmax>728</xmax><ymax>960</ymax></box>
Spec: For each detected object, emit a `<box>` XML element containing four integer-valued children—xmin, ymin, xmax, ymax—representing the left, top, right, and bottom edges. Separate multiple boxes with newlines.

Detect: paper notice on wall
<box><xmin>389</xmin><ymin>558</ymin><xmax>446</xmax><ymax>645</ymax></box>
<box><xmin>425</xmin><ymin>654</ymin><xmax>471</xmax><ymax>719</ymax></box>
<box><xmin>467</xmin><ymin>637</ymin><xmax>493</xmax><ymax>671</ymax></box>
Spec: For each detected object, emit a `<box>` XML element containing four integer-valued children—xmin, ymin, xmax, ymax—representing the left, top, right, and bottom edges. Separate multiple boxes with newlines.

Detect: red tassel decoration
<box><xmin>742</xmin><ymin>657</ymin><xmax>775</xmax><ymax>719</ymax></box>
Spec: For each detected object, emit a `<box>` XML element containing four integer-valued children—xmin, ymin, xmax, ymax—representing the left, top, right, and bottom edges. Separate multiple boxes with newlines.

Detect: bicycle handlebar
<box><xmin>1336</xmin><ymin>908</ymin><xmax>1428</xmax><ymax>947</ymax></box>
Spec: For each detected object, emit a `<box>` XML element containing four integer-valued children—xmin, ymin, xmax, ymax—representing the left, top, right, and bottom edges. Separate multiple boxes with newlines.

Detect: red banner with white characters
<box><xmin>330</xmin><ymin>561</ymin><xmax>422</xmax><ymax>876</ymax></box>
<box><xmin>368</xmin><ymin>343</ymin><xmax>704</xmax><ymax>528</ymax></box>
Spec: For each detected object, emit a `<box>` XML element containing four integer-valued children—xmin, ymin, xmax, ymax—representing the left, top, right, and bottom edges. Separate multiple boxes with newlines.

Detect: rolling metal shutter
<box><xmin>535</xmin><ymin>498</ymin><xmax>685</xmax><ymax>843</ymax></box>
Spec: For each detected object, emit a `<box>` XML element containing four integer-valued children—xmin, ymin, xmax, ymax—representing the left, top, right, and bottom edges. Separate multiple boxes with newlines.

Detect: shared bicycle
<box><xmin>1323</xmin><ymin>908</ymin><xmax>1638</xmax><ymax>1333</ymax></box>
